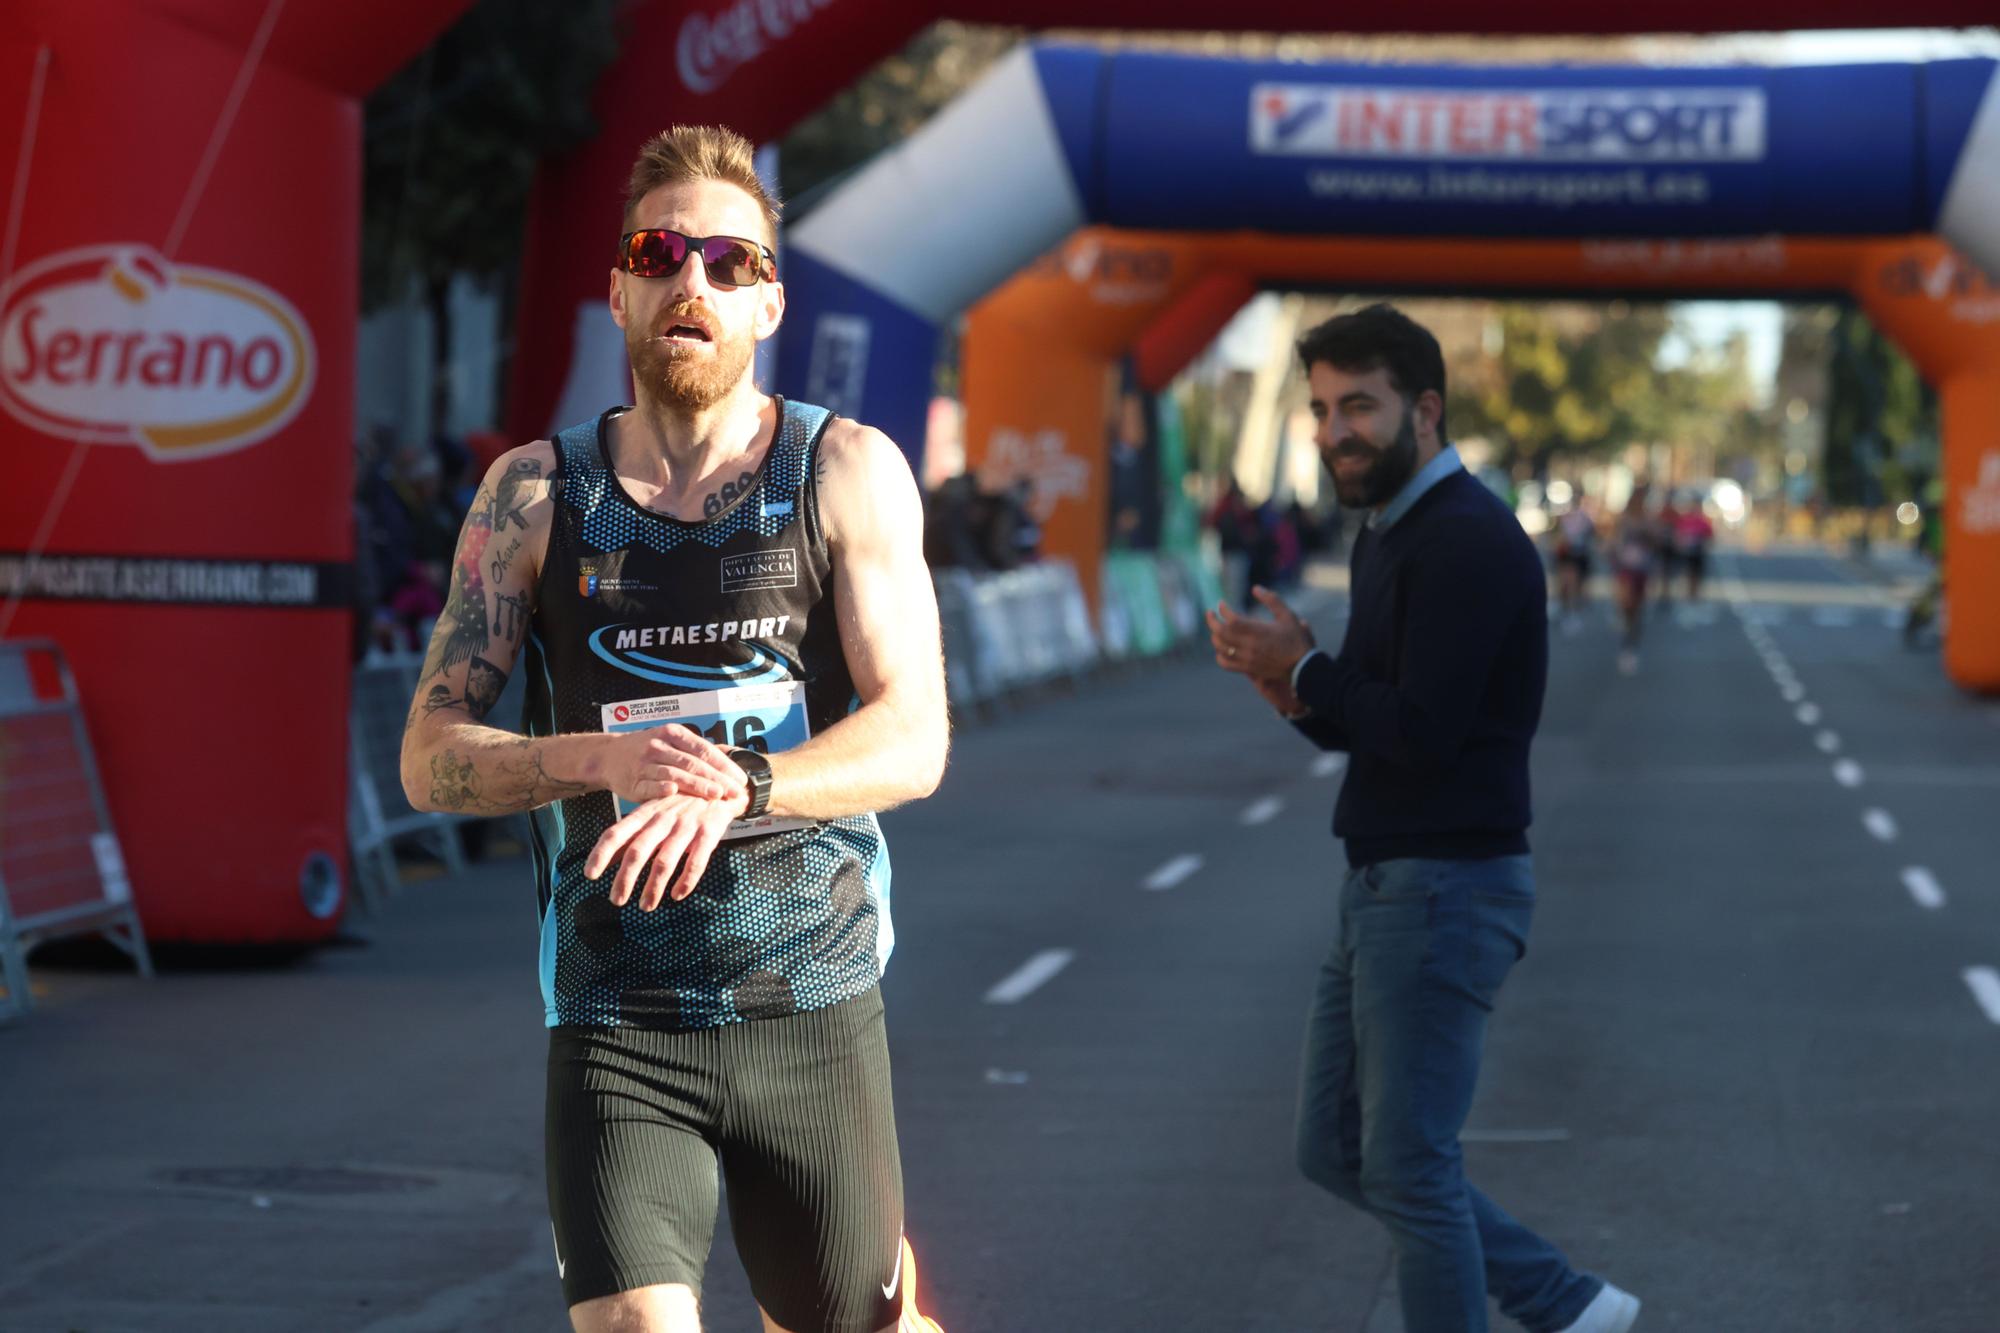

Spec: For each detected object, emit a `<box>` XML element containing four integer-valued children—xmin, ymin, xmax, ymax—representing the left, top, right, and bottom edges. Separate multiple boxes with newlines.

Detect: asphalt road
<box><xmin>3</xmin><ymin>542</ymin><xmax>1995</xmax><ymax>1333</ymax></box>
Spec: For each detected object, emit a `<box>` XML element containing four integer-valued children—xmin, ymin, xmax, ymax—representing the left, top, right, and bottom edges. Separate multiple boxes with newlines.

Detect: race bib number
<box><xmin>600</xmin><ymin>682</ymin><xmax>815</xmax><ymax>840</ymax></box>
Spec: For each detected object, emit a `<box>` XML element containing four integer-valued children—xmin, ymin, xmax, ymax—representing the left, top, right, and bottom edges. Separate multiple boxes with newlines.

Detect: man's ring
<box><xmin>1226</xmin><ymin>646</ymin><xmax>1237</xmax><ymax>658</ymax></box>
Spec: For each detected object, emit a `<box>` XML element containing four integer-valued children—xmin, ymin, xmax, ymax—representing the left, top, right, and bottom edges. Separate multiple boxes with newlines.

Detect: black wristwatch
<box><xmin>727</xmin><ymin>748</ymin><xmax>773</xmax><ymax>819</ymax></box>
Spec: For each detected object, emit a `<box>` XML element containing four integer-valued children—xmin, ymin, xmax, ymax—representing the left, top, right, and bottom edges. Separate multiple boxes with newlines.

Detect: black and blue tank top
<box><xmin>522</xmin><ymin>398</ymin><xmax>891</xmax><ymax>1030</ymax></box>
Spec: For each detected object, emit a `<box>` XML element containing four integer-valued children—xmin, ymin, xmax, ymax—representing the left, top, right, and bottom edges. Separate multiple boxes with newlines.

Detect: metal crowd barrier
<box><xmin>346</xmin><ymin>649</ymin><xmax>527</xmax><ymax>910</ymax></box>
<box><xmin>0</xmin><ymin>639</ymin><xmax>153</xmax><ymax>1021</ymax></box>
<box><xmin>931</xmin><ymin>550</ymin><xmax>1220</xmax><ymax>717</ymax></box>
<box><xmin>349</xmin><ymin>652</ymin><xmax>462</xmax><ymax>912</ymax></box>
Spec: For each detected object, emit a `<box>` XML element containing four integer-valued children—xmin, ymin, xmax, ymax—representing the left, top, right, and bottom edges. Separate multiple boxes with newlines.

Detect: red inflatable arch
<box><xmin>0</xmin><ymin>0</ymin><xmax>469</xmax><ymax>942</ymax></box>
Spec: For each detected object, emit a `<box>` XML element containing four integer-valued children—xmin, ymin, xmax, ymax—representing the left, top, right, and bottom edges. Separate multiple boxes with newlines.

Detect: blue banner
<box><xmin>1093</xmin><ymin>55</ymin><xmax>1924</xmax><ymax>237</ymax></box>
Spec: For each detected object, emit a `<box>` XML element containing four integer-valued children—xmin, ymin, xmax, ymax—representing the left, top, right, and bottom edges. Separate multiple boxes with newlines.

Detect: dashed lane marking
<box><xmin>984</xmin><ymin>950</ymin><xmax>1075</xmax><ymax>1004</ymax></box>
<box><xmin>1143</xmin><ymin>854</ymin><xmax>1203</xmax><ymax>892</ymax></box>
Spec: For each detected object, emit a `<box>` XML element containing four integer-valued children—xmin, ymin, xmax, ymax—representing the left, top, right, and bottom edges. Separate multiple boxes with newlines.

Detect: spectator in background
<box><xmin>1272</xmin><ymin>502</ymin><xmax>1304</xmax><ymax>589</ymax></box>
<box><xmin>1672</xmin><ymin>495</ymin><xmax>1715</xmax><ymax>603</ymax></box>
<box><xmin>1612</xmin><ymin>484</ymin><xmax>1663</xmax><ymax>673</ymax></box>
<box><xmin>1551</xmin><ymin>500</ymin><xmax>1599</xmax><ymax>631</ymax></box>
<box><xmin>923</xmin><ymin>472</ymin><xmax>985</xmax><ymax>570</ymax></box>
<box><xmin>991</xmin><ymin>479</ymin><xmax>1041</xmax><ymax>569</ymax></box>
<box><xmin>375</xmin><ymin>443</ymin><xmax>458</xmax><ymax>651</ymax></box>
<box><xmin>1654</xmin><ymin>492</ymin><xmax>1684</xmax><ymax>608</ymax></box>
<box><xmin>355</xmin><ymin>424</ymin><xmax>416</xmax><ymax>655</ymax></box>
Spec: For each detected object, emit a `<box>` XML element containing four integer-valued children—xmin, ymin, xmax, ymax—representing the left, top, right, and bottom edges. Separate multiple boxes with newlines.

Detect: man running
<box><xmin>1551</xmin><ymin>501</ymin><xmax>1598</xmax><ymax>630</ymax></box>
<box><xmin>400</xmin><ymin>125</ymin><xmax>948</xmax><ymax>1333</ymax></box>
<box><xmin>1611</xmin><ymin>485</ymin><xmax>1662</xmax><ymax>674</ymax></box>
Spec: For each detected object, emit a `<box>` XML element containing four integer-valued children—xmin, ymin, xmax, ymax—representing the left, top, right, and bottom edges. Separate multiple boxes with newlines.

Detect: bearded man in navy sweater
<box><xmin>1207</xmin><ymin>304</ymin><xmax>1639</xmax><ymax>1333</ymax></box>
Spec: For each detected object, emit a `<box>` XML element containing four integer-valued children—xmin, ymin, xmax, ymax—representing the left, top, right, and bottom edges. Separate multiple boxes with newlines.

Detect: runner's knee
<box><xmin>570</xmin><ymin>1282</ymin><xmax>701</xmax><ymax>1333</ymax></box>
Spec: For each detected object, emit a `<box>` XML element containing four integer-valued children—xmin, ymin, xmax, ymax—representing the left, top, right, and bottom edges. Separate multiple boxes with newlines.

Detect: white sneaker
<box><xmin>1558</xmin><ymin>1281</ymin><xmax>1641</xmax><ymax>1333</ymax></box>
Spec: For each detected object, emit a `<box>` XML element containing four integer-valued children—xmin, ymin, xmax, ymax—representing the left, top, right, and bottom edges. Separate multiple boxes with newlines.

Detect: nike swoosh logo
<box><xmin>881</xmin><ymin>1239</ymin><xmax>903</xmax><ymax>1300</ymax></box>
<box><xmin>552</xmin><ymin>1222</ymin><xmax>566</xmax><ymax>1280</ymax></box>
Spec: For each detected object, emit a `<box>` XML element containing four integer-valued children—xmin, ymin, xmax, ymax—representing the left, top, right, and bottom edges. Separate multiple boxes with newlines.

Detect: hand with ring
<box><xmin>1206</xmin><ymin>586</ymin><xmax>1314</xmax><ymax>681</ymax></box>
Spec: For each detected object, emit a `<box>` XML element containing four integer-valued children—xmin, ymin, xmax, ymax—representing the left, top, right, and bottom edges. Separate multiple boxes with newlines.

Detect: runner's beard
<box><xmin>629</xmin><ymin>319</ymin><xmax>755</xmax><ymax>412</ymax></box>
<box><xmin>1329</xmin><ymin>411</ymin><xmax>1420</xmax><ymax>509</ymax></box>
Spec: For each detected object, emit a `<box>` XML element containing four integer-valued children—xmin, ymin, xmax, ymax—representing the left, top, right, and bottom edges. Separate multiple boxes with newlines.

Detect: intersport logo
<box><xmin>1251</xmin><ymin>84</ymin><xmax>1766</xmax><ymax>163</ymax></box>
<box><xmin>0</xmin><ymin>244</ymin><xmax>315</xmax><ymax>462</ymax></box>
<box><xmin>677</xmin><ymin>0</ymin><xmax>837</xmax><ymax>95</ymax></box>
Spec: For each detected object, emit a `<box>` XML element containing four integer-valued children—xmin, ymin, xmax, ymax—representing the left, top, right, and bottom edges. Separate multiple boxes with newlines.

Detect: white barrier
<box><xmin>348</xmin><ymin>653</ymin><xmax>465</xmax><ymax>911</ymax></box>
<box><xmin>0</xmin><ymin>640</ymin><xmax>153</xmax><ymax>1020</ymax></box>
<box><xmin>932</xmin><ymin>553</ymin><xmax>1214</xmax><ymax>717</ymax></box>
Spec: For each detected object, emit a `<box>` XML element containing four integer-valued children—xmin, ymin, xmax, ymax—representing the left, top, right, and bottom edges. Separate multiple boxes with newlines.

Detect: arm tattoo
<box><xmin>490</xmin><ymin>457</ymin><xmax>543</xmax><ymax>531</ymax></box>
<box><xmin>463</xmin><ymin>657</ymin><xmax>507</xmax><ymax>721</ymax></box>
<box><xmin>487</xmin><ymin>535</ymin><xmax>524</xmax><ymax>584</ymax></box>
<box><xmin>430</xmin><ymin>487</ymin><xmax>494</xmax><ymax>678</ymax></box>
<box><xmin>429</xmin><ymin>749</ymin><xmax>483</xmax><ymax>811</ymax></box>
<box><xmin>427</xmin><ymin>738</ymin><xmax>587</xmax><ymax>814</ymax></box>
<box><xmin>493</xmin><ymin>591</ymin><xmax>531</xmax><ymax>645</ymax></box>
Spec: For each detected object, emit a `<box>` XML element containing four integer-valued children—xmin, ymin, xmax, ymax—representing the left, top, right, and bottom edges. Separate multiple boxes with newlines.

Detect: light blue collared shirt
<box><xmin>1367</xmin><ymin>444</ymin><xmax>1464</xmax><ymax>533</ymax></box>
<box><xmin>1288</xmin><ymin>444</ymin><xmax>1465</xmax><ymax>699</ymax></box>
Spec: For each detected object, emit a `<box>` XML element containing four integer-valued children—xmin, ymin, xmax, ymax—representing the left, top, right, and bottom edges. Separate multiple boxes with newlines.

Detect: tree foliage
<box><xmin>361</xmin><ymin>0</ymin><xmax>621</xmax><ymax>312</ymax></box>
<box><xmin>1451</xmin><ymin>302</ymin><xmax>1773</xmax><ymax>474</ymax></box>
<box><xmin>778</xmin><ymin>23</ymin><xmax>1021</xmax><ymax>206</ymax></box>
<box><xmin>1821</xmin><ymin>308</ymin><xmax>1937</xmax><ymax>507</ymax></box>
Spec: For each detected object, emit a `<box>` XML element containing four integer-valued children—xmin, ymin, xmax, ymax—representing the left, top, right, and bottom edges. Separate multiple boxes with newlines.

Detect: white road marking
<box><xmin>1796</xmin><ymin>703</ymin><xmax>1821</xmax><ymax>725</ymax></box>
<box><xmin>1780</xmin><ymin>683</ymin><xmax>1806</xmax><ymax>703</ymax></box>
<box><xmin>1311</xmin><ymin>753</ymin><xmax>1347</xmax><ymax>778</ymax></box>
<box><xmin>1144</xmin><ymin>854</ymin><xmax>1204</xmax><ymax>892</ymax></box>
<box><xmin>1242</xmin><ymin>795</ymin><xmax>1284</xmax><ymax>825</ymax></box>
<box><xmin>1816</xmin><ymin>730</ymin><xmax>1842</xmax><ymax>754</ymax></box>
<box><xmin>1963</xmin><ymin>967</ymin><xmax>2000</xmax><ymax>1025</ymax></box>
<box><xmin>1460</xmin><ymin>1128</ymin><xmax>1573</xmax><ymax>1144</ymax></box>
<box><xmin>1833</xmin><ymin>759</ymin><xmax>1864</xmax><ymax>788</ymax></box>
<box><xmin>1901</xmin><ymin>867</ymin><xmax>1946</xmax><ymax>910</ymax></box>
<box><xmin>984</xmin><ymin>949</ymin><xmax>1075</xmax><ymax>1004</ymax></box>
<box><xmin>1863</xmin><ymin>808</ymin><xmax>1900</xmax><ymax>842</ymax></box>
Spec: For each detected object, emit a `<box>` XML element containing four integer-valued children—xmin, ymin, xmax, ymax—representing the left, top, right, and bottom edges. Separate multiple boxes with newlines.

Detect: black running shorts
<box><xmin>546</xmin><ymin>988</ymin><xmax>904</xmax><ymax>1331</ymax></box>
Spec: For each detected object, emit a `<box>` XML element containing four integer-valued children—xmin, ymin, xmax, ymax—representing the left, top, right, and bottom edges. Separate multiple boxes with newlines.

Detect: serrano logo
<box><xmin>0</xmin><ymin>244</ymin><xmax>315</xmax><ymax>462</ymax></box>
<box><xmin>1251</xmin><ymin>85</ymin><xmax>1766</xmax><ymax>163</ymax></box>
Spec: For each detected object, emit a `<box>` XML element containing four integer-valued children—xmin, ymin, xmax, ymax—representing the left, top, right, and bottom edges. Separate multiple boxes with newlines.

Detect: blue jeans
<box><xmin>1296</xmin><ymin>855</ymin><xmax>1602</xmax><ymax>1333</ymax></box>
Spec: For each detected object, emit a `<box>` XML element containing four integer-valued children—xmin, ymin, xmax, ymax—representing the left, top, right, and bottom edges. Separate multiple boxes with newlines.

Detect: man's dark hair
<box><xmin>1296</xmin><ymin>303</ymin><xmax>1449</xmax><ymax>440</ymax></box>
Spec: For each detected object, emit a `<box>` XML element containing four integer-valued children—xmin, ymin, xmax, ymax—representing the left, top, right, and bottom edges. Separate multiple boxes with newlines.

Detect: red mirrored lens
<box><xmin>697</xmin><ymin>237</ymin><xmax>762</xmax><ymax>287</ymax></box>
<box><xmin>624</xmin><ymin>229</ymin><xmax>688</xmax><ymax>278</ymax></box>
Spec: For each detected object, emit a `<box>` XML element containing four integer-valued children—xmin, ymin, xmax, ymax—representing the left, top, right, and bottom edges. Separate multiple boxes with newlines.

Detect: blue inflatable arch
<box><xmin>775</xmin><ymin>44</ymin><xmax>2000</xmax><ymax>459</ymax></box>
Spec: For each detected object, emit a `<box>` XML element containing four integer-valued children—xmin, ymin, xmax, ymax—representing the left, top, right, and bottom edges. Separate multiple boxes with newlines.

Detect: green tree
<box><xmin>1822</xmin><ymin>308</ymin><xmax>1937</xmax><ymax>508</ymax></box>
<box><xmin>363</xmin><ymin>0</ymin><xmax>620</xmax><ymax>435</ymax></box>
<box><xmin>1452</xmin><ymin>302</ymin><xmax>1773</xmax><ymax>478</ymax></box>
<box><xmin>778</xmin><ymin>23</ymin><xmax>1021</xmax><ymax>205</ymax></box>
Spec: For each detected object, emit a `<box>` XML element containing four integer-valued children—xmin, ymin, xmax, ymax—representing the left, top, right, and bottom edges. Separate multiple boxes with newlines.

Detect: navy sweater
<box><xmin>1293</xmin><ymin>468</ymin><xmax>1547</xmax><ymax>867</ymax></box>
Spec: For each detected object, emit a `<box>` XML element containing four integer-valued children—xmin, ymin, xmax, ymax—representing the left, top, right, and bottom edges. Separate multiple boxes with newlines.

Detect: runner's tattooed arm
<box><xmin>399</xmin><ymin>443</ymin><xmax>747</xmax><ymax>817</ymax></box>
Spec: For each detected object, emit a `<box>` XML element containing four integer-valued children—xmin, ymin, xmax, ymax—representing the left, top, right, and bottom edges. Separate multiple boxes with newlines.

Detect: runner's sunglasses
<box><xmin>617</xmin><ymin>228</ymin><xmax>776</xmax><ymax>288</ymax></box>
